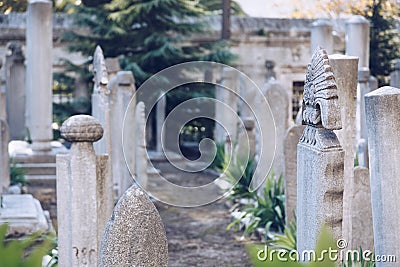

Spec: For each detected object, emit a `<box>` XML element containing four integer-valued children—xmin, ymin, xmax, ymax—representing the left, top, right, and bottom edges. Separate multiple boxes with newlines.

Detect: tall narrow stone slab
<box><xmin>26</xmin><ymin>0</ymin><xmax>53</xmax><ymax>152</ymax></box>
<box><xmin>297</xmin><ymin>49</ymin><xmax>344</xmax><ymax>252</ymax></box>
<box><xmin>352</xmin><ymin>166</ymin><xmax>374</xmax><ymax>251</ymax></box>
<box><xmin>345</xmin><ymin>15</ymin><xmax>370</xmax><ymax>69</ymax></box>
<box><xmin>0</xmin><ymin>120</ymin><xmax>10</xmax><ymax>195</ymax></box>
<box><xmin>99</xmin><ymin>185</ymin><xmax>168</xmax><ymax>266</ymax></box>
<box><xmin>311</xmin><ymin>20</ymin><xmax>333</xmax><ymax>55</ymax></box>
<box><xmin>358</xmin><ymin>68</ymin><xmax>372</xmax><ymax>141</ymax></box>
<box><xmin>57</xmin><ymin>115</ymin><xmax>113</xmax><ymax>267</ymax></box>
<box><xmin>283</xmin><ymin>124</ymin><xmax>305</xmax><ymax>224</ymax></box>
<box><xmin>135</xmin><ymin>102</ymin><xmax>148</xmax><ymax>189</ymax></box>
<box><xmin>390</xmin><ymin>59</ymin><xmax>400</xmax><ymax>88</ymax></box>
<box><xmin>156</xmin><ymin>92</ymin><xmax>166</xmax><ymax>153</ymax></box>
<box><xmin>5</xmin><ymin>42</ymin><xmax>26</xmax><ymax>140</ymax></box>
<box><xmin>235</xmin><ymin>118</ymin><xmax>256</xmax><ymax>160</ymax></box>
<box><xmin>329</xmin><ymin>54</ymin><xmax>358</xmax><ymax>249</ymax></box>
<box><xmin>365</xmin><ymin>86</ymin><xmax>400</xmax><ymax>265</ymax></box>
<box><xmin>109</xmin><ymin>71</ymin><xmax>136</xmax><ymax>197</ymax></box>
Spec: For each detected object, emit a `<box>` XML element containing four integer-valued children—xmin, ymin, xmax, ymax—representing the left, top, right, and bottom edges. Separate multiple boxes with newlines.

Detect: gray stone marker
<box><xmin>329</xmin><ymin>54</ymin><xmax>358</xmax><ymax>249</ymax></box>
<box><xmin>0</xmin><ymin>119</ymin><xmax>10</xmax><ymax>196</ymax></box>
<box><xmin>358</xmin><ymin>68</ymin><xmax>372</xmax><ymax>141</ymax></box>
<box><xmin>311</xmin><ymin>20</ymin><xmax>333</xmax><ymax>55</ymax></box>
<box><xmin>283</xmin><ymin>124</ymin><xmax>305</xmax><ymax>224</ymax></box>
<box><xmin>135</xmin><ymin>101</ymin><xmax>148</xmax><ymax>189</ymax></box>
<box><xmin>99</xmin><ymin>184</ymin><xmax>168</xmax><ymax>267</ymax></box>
<box><xmin>26</xmin><ymin>0</ymin><xmax>53</xmax><ymax>152</ymax></box>
<box><xmin>390</xmin><ymin>59</ymin><xmax>400</xmax><ymax>88</ymax></box>
<box><xmin>109</xmin><ymin>71</ymin><xmax>136</xmax><ymax>197</ymax></box>
<box><xmin>235</xmin><ymin>118</ymin><xmax>256</xmax><ymax>160</ymax></box>
<box><xmin>57</xmin><ymin>115</ymin><xmax>113</xmax><ymax>267</ymax></box>
<box><xmin>365</xmin><ymin>86</ymin><xmax>400</xmax><ymax>265</ymax></box>
<box><xmin>5</xmin><ymin>42</ymin><xmax>26</xmax><ymax>140</ymax></box>
<box><xmin>345</xmin><ymin>15</ymin><xmax>370</xmax><ymax>69</ymax></box>
<box><xmin>357</xmin><ymin>138</ymin><xmax>369</xmax><ymax>168</ymax></box>
<box><xmin>297</xmin><ymin>49</ymin><xmax>344</xmax><ymax>252</ymax></box>
<box><xmin>156</xmin><ymin>92</ymin><xmax>166</xmax><ymax>153</ymax></box>
<box><xmin>352</xmin><ymin>166</ymin><xmax>374</xmax><ymax>251</ymax></box>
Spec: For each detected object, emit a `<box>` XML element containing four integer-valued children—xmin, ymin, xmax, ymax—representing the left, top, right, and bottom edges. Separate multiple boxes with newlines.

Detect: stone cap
<box><xmin>358</xmin><ymin>67</ymin><xmax>371</xmax><ymax>82</ymax></box>
<box><xmin>365</xmin><ymin>86</ymin><xmax>400</xmax><ymax>98</ymax></box>
<box><xmin>312</xmin><ymin>19</ymin><xmax>332</xmax><ymax>27</ymax></box>
<box><xmin>60</xmin><ymin>115</ymin><xmax>103</xmax><ymax>142</ymax></box>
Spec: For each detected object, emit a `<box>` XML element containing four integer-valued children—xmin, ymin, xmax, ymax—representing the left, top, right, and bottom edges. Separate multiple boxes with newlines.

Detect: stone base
<box><xmin>0</xmin><ymin>194</ymin><xmax>50</xmax><ymax>236</ymax></box>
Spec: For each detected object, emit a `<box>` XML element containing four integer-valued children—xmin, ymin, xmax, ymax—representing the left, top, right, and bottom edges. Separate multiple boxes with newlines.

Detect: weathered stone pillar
<box><xmin>156</xmin><ymin>92</ymin><xmax>166</xmax><ymax>153</ymax></box>
<box><xmin>365</xmin><ymin>86</ymin><xmax>400</xmax><ymax>265</ymax></box>
<box><xmin>109</xmin><ymin>71</ymin><xmax>135</xmax><ymax>197</ymax></box>
<box><xmin>235</xmin><ymin>118</ymin><xmax>256</xmax><ymax>160</ymax></box>
<box><xmin>311</xmin><ymin>20</ymin><xmax>333</xmax><ymax>55</ymax></box>
<box><xmin>99</xmin><ymin>184</ymin><xmax>168</xmax><ymax>266</ymax></box>
<box><xmin>5</xmin><ymin>42</ymin><xmax>26</xmax><ymax>140</ymax></box>
<box><xmin>283</xmin><ymin>124</ymin><xmax>305</xmax><ymax>224</ymax></box>
<box><xmin>329</xmin><ymin>54</ymin><xmax>358</xmax><ymax>249</ymax></box>
<box><xmin>358</xmin><ymin>68</ymin><xmax>371</xmax><ymax>141</ymax></box>
<box><xmin>135</xmin><ymin>102</ymin><xmax>148</xmax><ymax>189</ymax></box>
<box><xmin>26</xmin><ymin>0</ymin><xmax>53</xmax><ymax>152</ymax></box>
<box><xmin>345</xmin><ymin>15</ymin><xmax>370</xmax><ymax>69</ymax></box>
<box><xmin>390</xmin><ymin>59</ymin><xmax>400</xmax><ymax>88</ymax></box>
<box><xmin>297</xmin><ymin>49</ymin><xmax>344</xmax><ymax>252</ymax></box>
<box><xmin>57</xmin><ymin>115</ymin><xmax>113</xmax><ymax>267</ymax></box>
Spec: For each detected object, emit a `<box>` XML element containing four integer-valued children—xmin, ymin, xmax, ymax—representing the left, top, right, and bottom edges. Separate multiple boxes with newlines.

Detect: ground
<box><xmin>153</xmin><ymin>161</ymin><xmax>252</xmax><ymax>267</ymax></box>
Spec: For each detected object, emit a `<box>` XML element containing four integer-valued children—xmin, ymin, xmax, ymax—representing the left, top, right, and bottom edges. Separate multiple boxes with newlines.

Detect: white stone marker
<box><xmin>358</xmin><ymin>68</ymin><xmax>372</xmax><ymax>141</ymax></box>
<box><xmin>297</xmin><ymin>49</ymin><xmax>344</xmax><ymax>252</ymax></box>
<box><xmin>5</xmin><ymin>42</ymin><xmax>26</xmax><ymax>140</ymax></box>
<box><xmin>99</xmin><ymin>184</ymin><xmax>168</xmax><ymax>266</ymax></box>
<box><xmin>109</xmin><ymin>71</ymin><xmax>136</xmax><ymax>196</ymax></box>
<box><xmin>311</xmin><ymin>20</ymin><xmax>333</xmax><ymax>55</ymax></box>
<box><xmin>283</xmin><ymin>124</ymin><xmax>305</xmax><ymax>224</ymax></box>
<box><xmin>57</xmin><ymin>115</ymin><xmax>113</xmax><ymax>267</ymax></box>
<box><xmin>390</xmin><ymin>59</ymin><xmax>400</xmax><ymax>88</ymax></box>
<box><xmin>0</xmin><ymin>120</ymin><xmax>10</xmax><ymax>196</ymax></box>
<box><xmin>345</xmin><ymin>15</ymin><xmax>370</xmax><ymax>69</ymax></box>
<box><xmin>156</xmin><ymin>92</ymin><xmax>166</xmax><ymax>153</ymax></box>
<box><xmin>365</xmin><ymin>86</ymin><xmax>400</xmax><ymax>266</ymax></box>
<box><xmin>329</xmin><ymin>54</ymin><xmax>358</xmax><ymax>249</ymax></box>
<box><xmin>26</xmin><ymin>0</ymin><xmax>53</xmax><ymax>152</ymax></box>
<box><xmin>135</xmin><ymin>102</ymin><xmax>148</xmax><ymax>189</ymax></box>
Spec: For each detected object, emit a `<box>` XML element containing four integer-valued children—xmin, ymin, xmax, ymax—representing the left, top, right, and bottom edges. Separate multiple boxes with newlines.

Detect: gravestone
<box><xmin>358</xmin><ymin>68</ymin><xmax>372</xmax><ymax>141</ymax></box>
<box><xmin>357</xmin><ymin>138</ymin><xmax>369</xmax><ymax>168</ymax></box>
<box><xmin>311</xmin><ymin>20</ymin><xmax>333</xmax><ymax>55</ymax></box>
<box><xmin>283</xmin><ymin>124</ymin><xmax>305</xmax><ymax>224</ymax></box>
<box><xmin>57</xmin><ymin>115</ymin><xmax>113</xmax><ymax>267</ymax></box>
<box><xmin>99</xmin><ymin>184</ymin><xmax>168</xmax><ymax>266</ymax></box>
<box><xmin>5</xmin><ymin>42</ymin><xmax>26</xmax><ymax>140</ymax></box>
<box><xmin>352</xmin><ymin>166</ymin><xmax>374</xmax><ymax>251</ymax></box>
<box><xmin>390</xmin><ymin>59</ymin><xmax>400</xmax><ymax>88</ymax></box>
<box><xmin>109</xmin><ymin>71</ymin><xmax>136</xmax><ymax>197</ymax></box>
<box><xmin>345</xmin><ymin>15</ymin><xmax>370</xmax><ymax>69</ymax></box>
<box><xmin>365</xmin><ymin>86</ymin><xmax>400</xmax><ymax>266</ymax></box>
<box><xmin>235</xmin><ymin>118</ymin><xmax>256</xmax><ymax>160</ymax></box>
<box><xmin>26</xmin><ymin>0</ymin><xmax>53</xmax><ymax>152</ymax></box>
<box><xmin>156</xmin><ymin>92</ymin><xmax>166</xmax><ymax>153</ymax></box>
<box><xmin>135</xmin><ymin>102</ymin><xmax>148</xmax><ymax>189</ymax></box>
<box><xmin>329</xmin><ymin>54</ymin><xmax>358</xmax><ymax>249</ymax></box>
<box><xmin>0</xmin><ymin>120</ymin><xmax>10</xmax><ymax>196</ymax></box>
<box><xmin>297</xmin><ymin>48</ymin><xmax>344</xmax><ymax>252</ymax></box>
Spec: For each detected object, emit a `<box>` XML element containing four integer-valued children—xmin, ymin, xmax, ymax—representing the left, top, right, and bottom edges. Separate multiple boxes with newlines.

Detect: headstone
<box><xmin>5</xmin><ymin>42</ymin><xmax>26</xmax><ymax>140</ymax></box>
<box><xmin>135</xmin><ymin>102</ymin><xmax>148</xmax><ymax>189</ymax></box>
<box><xmin>329</xmin><ymin>54</ymin><xmax>358</xmax><ymax>249</ymax></box>
<box><xmin>357</xmin><ymin>138</ymin><xmax>369</xmax><ymax>168</ymax></box>
<box><xmin>57</xmin><ymin>115</ymin><xmax>113</xmax><ymax>267</ymax></box>
<box><xmin>390</xmin><ymin>59</ymin><xmax>400</xmax><ymax>88</ymax></box>
<box><xmin>109</xmin><ymin>71</ymin><xmax>136</xmax><ymax>197</ymax></box>
<box><xmin>156</xmin><ymin>92</ymin><xmax>166</xmax><ymax>153</ymax></box>
<box><xmin>105</xmin><ymin>57</ymin><xmax>121</xmax><ymax>80</ymax></box>
<box><xmin>283</xmin><ymin>124</ymin><xmax>305</xmax><ymax>224</ymax></box>
<box><xmin>235</xmin><ymin>118</ymin><xmax>256</xmax><ymax>160</ymax></box>
<box><xmin>297</xmin><ymin>48</ymin><xmax>344</xmax><ymax>252</ymax></box>
<box><xmin>311</xmin><ymin>20</ymin><xmax>333</xmax><ymax>55</ymax></box>
<box><xmin>365</xmin><ymin>86</ymin><xmax>400</xmax><ymax>265</ymax></box>
<box><xmin>26</xmin><ymin>0</ymin><xmax>53</xmax><ymax>152</ymax></box>
<box><xmin>345</xmin><ymin>15</ymin><xmax>370</xmax><ymax>69</ymax></box>
<box><xmin>352</xmin><ymin>166</ymin><xmax>374</xmax><ymax>250</ymax></box>
<box><xmin>0</xmin><ymin>120</ymin><xmax>10</xmax><ymax>196</ymax></box>
<box><xmin>261</xmin><ymin>71</ymin><xmax>289</xmax><ymax>177</ymax></box>
<box><xmin>214</xmin><ymin>67</ymin><xmax>238</xmax><ymax>143</ymax></box>
<box><xmin>0</xmin><ymin>59</ymin><xmax>5</xmax><ymax>121</ymax></box>
<box><xmin>358</xmin><ymin>68</ymin><xmax>372</xmax><ymax>141</ymax></box>
<box><xmin>99</xmin><ymin>185</ymin><xmax>168</xmax><ymax>266</ymax></box>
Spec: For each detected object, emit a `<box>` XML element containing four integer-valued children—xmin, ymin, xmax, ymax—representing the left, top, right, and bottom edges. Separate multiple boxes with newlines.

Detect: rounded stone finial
<box><xmin>60</xmin><ymin>115</ymin><xmax>103</xmax><ymax>142</ymax></box>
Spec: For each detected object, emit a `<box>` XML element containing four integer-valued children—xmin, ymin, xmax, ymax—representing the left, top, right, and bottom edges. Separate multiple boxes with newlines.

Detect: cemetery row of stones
<box><xmin>0</xmin><ymin>1</ymin><xmax>400</xmax><ymax>266</ymax></box>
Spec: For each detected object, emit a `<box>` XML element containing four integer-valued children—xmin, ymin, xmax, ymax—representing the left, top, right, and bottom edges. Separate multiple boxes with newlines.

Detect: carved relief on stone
<box><xmin>300</xmin><ymin>48</ymin><xmax>342</xmax><ymax>150</ymax></box>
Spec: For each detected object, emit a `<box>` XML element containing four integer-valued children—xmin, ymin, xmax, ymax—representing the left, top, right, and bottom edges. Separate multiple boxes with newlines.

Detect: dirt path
<box><xmin>152</xmin><ymin>161</ymin><xmax>252</xmax><ymax>267</ymax></box>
